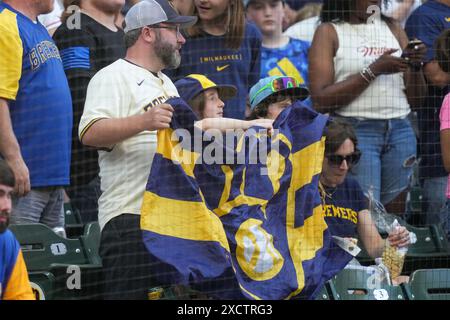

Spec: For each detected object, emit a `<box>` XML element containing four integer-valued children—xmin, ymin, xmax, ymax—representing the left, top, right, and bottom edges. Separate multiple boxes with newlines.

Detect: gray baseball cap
<box><xmin>124</xmin><ymin>0</ymin><xmax>198</xmax><ymax>33</ymax></box>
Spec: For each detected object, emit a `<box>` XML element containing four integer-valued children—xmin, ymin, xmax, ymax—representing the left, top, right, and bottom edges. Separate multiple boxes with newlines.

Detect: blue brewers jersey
<box><xmin>323</xmin><ymin>177</ymin><xmax>368</xmax><ymax>238</ymax></box>
<box><xmin>0</xmin><ymin>3</ymin><xmax>72</xmax><ymax>187</ymax></box>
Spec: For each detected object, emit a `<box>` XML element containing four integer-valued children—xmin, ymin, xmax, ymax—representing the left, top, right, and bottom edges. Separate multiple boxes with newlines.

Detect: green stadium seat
<box><xmin>405</xmin><ymin>269</ymin><xmax>450</xmax><ymax>300</ymax></box>
<box><xmin>28</xmin><ymin>271</ymin><xmax>56</xmax><ymax>300</ymax></box>
<box><xmin>315</xmin><ymin>283</ymin><xmax>332</xmax><ymax>300</ymax></box>
<box><xmin>10</xmin><ymin>223</ymin><xmax>91</xmax><ymax>271</ymax></box>
<box><xmin>64</xmin><ymin>202</ymin><xmax>84</xmax><ymax>238</ymax></box>
<box><xmin>329</xmin><ymin>268</ymin><xmax>407</xmax><ymax>300</ymax></box>
<box><xmin>11</xmin><ymin>223</ymin><xmax>103</xmax><ymax>299</ymax></box>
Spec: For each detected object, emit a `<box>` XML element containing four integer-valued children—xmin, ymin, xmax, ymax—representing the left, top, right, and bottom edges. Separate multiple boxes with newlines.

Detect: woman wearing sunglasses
<box><xmin>247</xmin><ymin>75</ymin><xmax>309</xmax><ymax>120</ymax></box>
<box><xmin>321</xmin><ymin>119</ymin><xmax>411</xmax><ymax>261</ymax></box>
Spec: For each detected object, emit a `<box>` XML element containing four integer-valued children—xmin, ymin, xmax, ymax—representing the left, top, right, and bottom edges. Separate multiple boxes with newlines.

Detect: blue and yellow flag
<box><xmin>141</xmin><ymin>98</ymin><xmax>350</xmax><ymax>299</ymax></box>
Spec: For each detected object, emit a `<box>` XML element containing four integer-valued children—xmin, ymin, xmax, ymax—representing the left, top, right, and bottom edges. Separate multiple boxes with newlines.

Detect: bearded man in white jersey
<box><xmin>78</xmin><ymin>0</ymin><xmax>196</xmax><ymax>300</ymax></box>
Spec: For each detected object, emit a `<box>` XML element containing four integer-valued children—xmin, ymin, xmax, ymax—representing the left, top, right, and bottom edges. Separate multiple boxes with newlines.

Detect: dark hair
<box><xmin>188</xmin><ymin>0</ymin><xmax>245</xmax><ymax>50</ymax></box>
<box><xmin>320</xmin><ymin>0</ymin><xmax>390</xmax><ymax>23</ymax></box>
<box><xmin>324</xmin><ymin>118</ymin><xmax>358</xmax><ymax>154</ymax></box>
<box><xmin>247</xmin><ymin>94</ymin><xmax>291</xmax><ymax>120</ymax></box>
<box><xmin>436</xmin><ymin>29</ymin><xmax>450</xmax><ymax>74</ymax></box>
<box><xmin>0</xmin><ymin>160</ymin><xmax>15</xmax><ymax>188</ymax></box>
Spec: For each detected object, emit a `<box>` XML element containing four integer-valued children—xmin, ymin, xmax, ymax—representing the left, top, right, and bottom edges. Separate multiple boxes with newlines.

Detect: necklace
<box><xmin>319</xmin><ymin>182</ymin><xmax>338</xmax><ymax>206</ymax></box>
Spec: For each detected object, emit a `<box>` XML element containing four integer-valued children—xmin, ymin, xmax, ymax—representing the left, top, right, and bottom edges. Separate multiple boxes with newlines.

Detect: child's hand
<box><xmin>250</xmin><ymin>119</ymin><xmax>274</xmax><ymax>135</ymax></box>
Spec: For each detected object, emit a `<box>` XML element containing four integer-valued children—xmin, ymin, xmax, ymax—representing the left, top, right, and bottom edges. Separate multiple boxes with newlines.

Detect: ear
<box><xmin>141</xmin><ymin>27</ymin><xmax>157</xmax><ymax>44</ymax></box>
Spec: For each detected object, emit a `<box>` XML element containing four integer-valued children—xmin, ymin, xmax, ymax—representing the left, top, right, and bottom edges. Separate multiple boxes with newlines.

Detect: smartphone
<box><xmin>401</xmin><ymin>39</ymin><xmax>423</xmax><ymax>58</ymax></box>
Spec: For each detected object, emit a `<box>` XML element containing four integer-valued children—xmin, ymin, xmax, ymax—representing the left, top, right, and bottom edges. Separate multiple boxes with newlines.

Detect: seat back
<box><xmin>330</xmin><ymin>268</ymin><xmax>406</xmax><ymax>300</ymax></box>
<box><xmin>407</xmin><ymin>225</ymin><xmax>445</xmax><ymax>255</ymax></box>
<box><xmin>80</xmin><ymin>222</ymin><xmax>102</xmax><ymax>265</ymax></box>
<box><xmin>28</xmin><ymin>271</ymin><xmax>56</xmax><ymax>300</ymax></box>
<box><xmin>406</xmin><ymin>269</ymin><xmax>450</xmax><ymax>300</ymax></box>
<box><xmin>10</xmin><ymin>223</ymin><xmax>90</xmax><ymax>271</ymax></box>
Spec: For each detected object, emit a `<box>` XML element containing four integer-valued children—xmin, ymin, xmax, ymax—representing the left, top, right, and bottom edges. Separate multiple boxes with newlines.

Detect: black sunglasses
<box><xmin>326</xmin><ymin>150</ymin><xmax>361</xmax><ymax>167</ymax></box>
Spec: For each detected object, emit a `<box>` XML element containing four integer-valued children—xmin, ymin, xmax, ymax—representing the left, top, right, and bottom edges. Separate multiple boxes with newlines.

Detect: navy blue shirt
<box><xmin>323</xmin><ymin>177</ymin><xmax>368</xmax><ymax>238</ymax></box>
<box><xmin>405</xmin><ymin>0</ymin><xmax>450</xmax><ymax>178</ymax></box>
<box><xmin>168</xmin><ymin>22</ymin><xmax>262</xmax><ymax>120</ymax></box>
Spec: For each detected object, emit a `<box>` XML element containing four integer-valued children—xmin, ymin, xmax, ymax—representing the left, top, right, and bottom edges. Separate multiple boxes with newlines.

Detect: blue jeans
<box><xmin>421</xmin><ymin>176</ymin><xmax>448</xmax><ymax>227</ymax></box>
<box><xmin>338</xmin><ymin>117</ymin><xmax>417</xmax><ymax>205</ymax></box>
<box><xmin>11</xmin><ymin>187</ymin><xmax>65</xmax><ymax>229</ymax></box>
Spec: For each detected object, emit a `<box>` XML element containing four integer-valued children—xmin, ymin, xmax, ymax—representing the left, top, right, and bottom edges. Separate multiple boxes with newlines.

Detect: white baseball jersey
<box><xmin>79</xmin><ymin>59</ymin><xmax>179</xmax><ymax>230</ymax></box>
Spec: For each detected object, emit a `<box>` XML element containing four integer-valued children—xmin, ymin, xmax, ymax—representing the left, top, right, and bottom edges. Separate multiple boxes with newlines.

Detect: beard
<box><xmin>0</xmin><ymin>212</ymin><xmax>10</xmax><ymax>234</ymax></box>
<box><xmin>154</xmin><ymin>31</ymin><xmax>181</xmax><ymax>70</ymax></box>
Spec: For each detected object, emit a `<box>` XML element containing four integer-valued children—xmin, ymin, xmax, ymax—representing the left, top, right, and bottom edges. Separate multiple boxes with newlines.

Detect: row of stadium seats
<box><xmin>317</xmin><ymin>268</ymin><xmax>450</xmax><ymax>300</ymax></box>
<box><xmin>11</xmin><ymin>201</ymin><xmax>450</xmax><ymax>300</ymax></box>
<box><xmin>10</xmin><ymin>222</ymin><xmax>102</xmax><ymax>300</ymax></box>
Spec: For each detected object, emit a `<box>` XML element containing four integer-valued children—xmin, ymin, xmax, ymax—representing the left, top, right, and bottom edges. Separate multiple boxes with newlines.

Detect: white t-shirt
<box><xmin>79</xmin><ymin>59</ymin><xmax>179</xmax><ymax>230</ymax></box>
<box><xmin>284</xmin><ymin>16</ymin><xmax>320</xmax><ymax>43</ymax></box>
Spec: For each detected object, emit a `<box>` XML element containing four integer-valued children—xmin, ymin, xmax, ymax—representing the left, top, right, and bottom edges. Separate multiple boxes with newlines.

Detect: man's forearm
<box><xmin>80</xmin><ymin>114</ymin><xmax>146</xmax><ymax>148</ymax></box>
<box><xmin>0</xmin><ymin>98</ymin><xmax>22</xmax><ymax>161</ymax></box>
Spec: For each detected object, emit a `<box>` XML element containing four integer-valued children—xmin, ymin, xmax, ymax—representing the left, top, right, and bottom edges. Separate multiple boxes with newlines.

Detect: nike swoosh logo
<box><xmin>137</xmin><ymin>80</ymin><xmax>145</xmax><ymax>86</ymax></box>
<box><xmin>216</xmin><ymin>64</ymin><xmax>230</xmax><ymax>72</ymax></box>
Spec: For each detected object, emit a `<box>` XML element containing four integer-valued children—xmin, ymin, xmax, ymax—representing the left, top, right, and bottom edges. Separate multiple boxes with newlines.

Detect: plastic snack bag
<box><xmin>381</xmin><ymin>220</ymin><xmax>417</xmax><ymax>279</ymax></box>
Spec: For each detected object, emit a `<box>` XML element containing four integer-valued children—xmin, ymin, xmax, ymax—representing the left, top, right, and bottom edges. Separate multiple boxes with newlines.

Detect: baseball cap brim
<box><xmin>166</xmin><ymin>15</ymin><xmax>198</xmax><ymax>28</ymax></box>
<box><xmin>216</xmin><ymin>85</ymin><xmax>237</xmax><ymax>101</ymax></box>
<box><xmin>282</xmin><ymin>86</ymin><xmax>309</xmax><ymax>101</ymax></box>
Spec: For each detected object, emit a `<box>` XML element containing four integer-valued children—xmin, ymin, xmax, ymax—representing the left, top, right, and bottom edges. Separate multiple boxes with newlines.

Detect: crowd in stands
<box><xmin>0</xmin><ymin>0</ymin><xmax>449</xmax><ymax>300</ymax></box>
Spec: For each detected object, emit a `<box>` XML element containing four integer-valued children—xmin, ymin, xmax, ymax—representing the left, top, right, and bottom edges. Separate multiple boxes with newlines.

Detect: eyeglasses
<box><xmin>147</xmin><ymin>24</ymin><xmax>182</xmax><ymax>39</ymax></box>
<box><xmin>251</xmin><ymin>77</ymin><xmax>300</xmax><ymax>105</ymax></box>
<box><xmin>326</xmin><ymin>150</ymin><xmax>361</xmax><ymax>167</ymax></box>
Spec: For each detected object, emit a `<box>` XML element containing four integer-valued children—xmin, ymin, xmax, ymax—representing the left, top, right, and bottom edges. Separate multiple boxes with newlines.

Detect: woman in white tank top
<box><xmin>309</xmin><ymin>0</ymin><xmax>427</xmax><ymax>214</ymax></box>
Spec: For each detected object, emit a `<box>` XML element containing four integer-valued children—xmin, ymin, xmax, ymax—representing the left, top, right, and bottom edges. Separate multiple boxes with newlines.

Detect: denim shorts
<box><xmin>335</xmin><ymin>116</ymin><xmax>417</xmax><ymax>205</ymax></box>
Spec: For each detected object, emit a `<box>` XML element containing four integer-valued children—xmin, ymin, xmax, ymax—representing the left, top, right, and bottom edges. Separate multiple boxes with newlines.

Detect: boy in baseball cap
<box><xmin>248</xmin><ymin>75</ymin><xmax>309</xmax><ymax>120</ymax></box>
<box><xmin>175</xmin><ymin>74</ymin><xmax>273</xmax><ymax>132</ymax></box>
<box><xmin>175</xmin><ymin>74</ymin><xmax>237</xmax><ymax>119</ymax></box>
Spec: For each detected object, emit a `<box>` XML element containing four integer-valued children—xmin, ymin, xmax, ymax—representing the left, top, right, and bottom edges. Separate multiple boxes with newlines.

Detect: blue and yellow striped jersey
<box><xmin>0</xmin><ymin>3</ymin><xmax>72</xmax><ymax>187</ymax></box>
<box><xmin>0</xmin><ymin>230</ymin><xmax>34</xmax><ymax>300</ymax></box>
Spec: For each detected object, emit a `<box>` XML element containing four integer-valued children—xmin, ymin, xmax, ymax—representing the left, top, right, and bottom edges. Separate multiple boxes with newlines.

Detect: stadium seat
<box><xmin>80</xmin><ymin>222</ymin><xmax>102</xmax><ymax>265</ymax></box>
<box><xmin>10</xmin><ymin>223</ymin><xmax>91</xmax><ymax>270</ymax></box>
<box><xmin>315</xmin><ymin>283</ymin><xmax>332</xmax><ymax>300</ymax></box>
<box><xmin>329</xmin><ymin>268</ymin><xmax>407</xmax><ymax>300</ymax></box>
<box><xmin>28</xmin><ymin>271</ymin><xmax>56</xmax><ymax>300</ymax></box>
<box><xmin>10</xmin><ymin>223</ymin><xmax>103</xmax><ymax>299</ymax></box>
<box><xmin>64</xmin><ymin>202</ymin><xmax>84</xmax><ymax>238</ymax></box>
<box><xmin>405</xmin><ymin>269</ymin><xmax>450</xmax><ymax>300</ymax></box>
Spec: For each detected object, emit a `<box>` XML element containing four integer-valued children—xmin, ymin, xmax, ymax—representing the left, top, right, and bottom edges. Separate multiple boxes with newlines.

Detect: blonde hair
<box><xmin>188</xmin><ymin>0</ymin><xmax>245</xmax><ymax>50</ymax></box>
<box><xmin>294</xmin><ymin>3</ymin><xmax>322</xmax><ymax>24</ymax></box>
